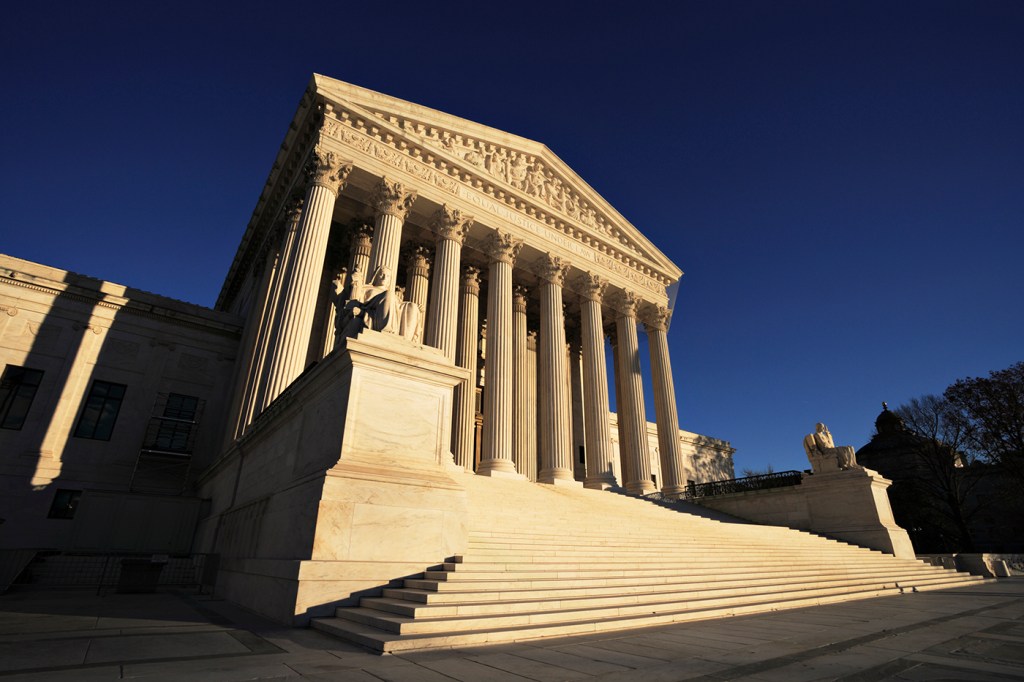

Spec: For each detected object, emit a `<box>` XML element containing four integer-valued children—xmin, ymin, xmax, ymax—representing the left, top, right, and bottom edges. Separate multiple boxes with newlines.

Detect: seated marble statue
<box><xmin>802</xmin><ymin>422</ymin><xmax>858</xmax><ymax>474</ymax></box>
<box><xmin>337</xmin><ymin>265</ymin><xmax>420</xmax><ymax>342</ymax></box>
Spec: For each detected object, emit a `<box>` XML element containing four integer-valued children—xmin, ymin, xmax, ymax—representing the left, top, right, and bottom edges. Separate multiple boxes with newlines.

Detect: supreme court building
<box><xmin>0</xmin><ymin>75</ymin><xmax>734</xmax><ymax>621</ymax></box>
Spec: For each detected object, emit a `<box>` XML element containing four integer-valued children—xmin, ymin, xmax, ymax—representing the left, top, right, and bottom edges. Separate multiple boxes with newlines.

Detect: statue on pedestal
<box><xmin>338</xmin><ymin>266</ymin><xmax>420</xmax><ymax>342</ymax></box>
<box><xmin>803</xmin><ymin>422</ymin><xmax>858</xmax><ymax>474</ymax></box>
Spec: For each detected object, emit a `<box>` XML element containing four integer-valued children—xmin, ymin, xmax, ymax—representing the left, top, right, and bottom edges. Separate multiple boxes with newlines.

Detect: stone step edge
<box><xmin>312</xmin><ymin>585</ymin><xmax>918</xmax><ymax>653</ymax></box>
<box><xmin>366</xmin><ymin>573</ymin><xmax>980</xmax><ymax>617</ymax></box>
<box><xmin>333</xmin><ymin>579</ymin><xmax>965</xmax><ymax>635</ymax></box>
<box><xmin>389</xmin><ymin>571</ymin><xmax>981</xmax><ymax>602</ymax></box>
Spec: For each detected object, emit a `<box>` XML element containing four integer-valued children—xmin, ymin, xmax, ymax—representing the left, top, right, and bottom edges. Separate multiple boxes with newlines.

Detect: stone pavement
<box><xmin>0</xmin><ymin>580</ymin><xmax>1022</xmax><ymax>681</ymax></box>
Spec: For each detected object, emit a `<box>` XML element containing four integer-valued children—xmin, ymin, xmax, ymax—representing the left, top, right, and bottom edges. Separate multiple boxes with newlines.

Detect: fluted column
<box><xmin>425</xmin><ymin>205</ymin><xmax>472</xmax><ymax>359</ymax></box>
<box><xmin>225</xmin><ymin>201</ymin><xmax>299</xmax><ymax>443</ymax></box>
<box><xmin>259</xmin><ymin>147</ymin><xmax>351</xmax><ymax>411</ymax></box>
<box><xmin>404</xmin><ymin>245</ymin><xmax>432</xmax><ymax>340</ymax></box>
<box><xmin>525</xmin><ymin>330</ymin><xmax>539</xmax><ymax>481</ymax></box>
<box><xmin>452</xmin><ymin>267</ymin><xmax>481</xmax><ymax>470</ymax></box>
<box><xmin>347</xmin><ymin>222</ymin><xmax>373</xmax><ymax>291</ymax></box>
<box><xmin>478</xmin><ymin>231</ymin><xmax>524</xmax><ymax>478</ymax></box>
<box><xmin>366</xmin><ymin>177</ymin><xmax>416</xmax><ymax>301</ymax></box>
<box><xmin>568</xmin><ymin>332</ymin><xmax>586</xmax><ymax>481</ymax></box>
<box><xmin>537</xmin><ymin>255</ymin><xmax>577</xmax><ymax>485</ymax></box>
<box><xmin>613</xmin><ymin>291</ymin><xmax>657</xmax><ymax>495</ymax></box>
<box><xmin>579</xmin><ymin>275</ymin><xmax>617</xmax><ymax>489</ymax></box>
<box><xmin>608</xmin><ymin>330</ymin><xmax>630</xmax><ymax>485</ymax></box>
<box><xmin>512</xmin><ymin>286</ymin><xmax>531</xmax><ymax>479</ymax></box>
<box><xmin>644</xmin><ymin>305</ymin><xmax>686</xmax><ymax>494</ymax></box>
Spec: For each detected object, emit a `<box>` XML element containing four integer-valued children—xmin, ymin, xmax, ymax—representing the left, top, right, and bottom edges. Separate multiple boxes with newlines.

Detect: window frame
<box><xmin>74</xmin><ymin>379</ymin><xmax>127</xmax><ymax>441</ymax></box>
<box><xmin>0</xmin><ymin>364</ymin><xmax>45</xmax><ymax>430</ymax></box>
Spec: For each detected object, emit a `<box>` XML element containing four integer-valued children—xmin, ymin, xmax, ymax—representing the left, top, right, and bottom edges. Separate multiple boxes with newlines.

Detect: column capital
<box><xmin>461</xmin><ymin>266</ymin><xmax>481</xmax><ymax>294</ymax></box>
<box><xmin>403</xmin><ymin>243</ymin><xmax>433</xmax><ymax>270</ymax></box>
<box><xmin>306</xmin><ymin>145</ymin><xmax>352</xmax><ymax>195</ymax></box>
<box><xmin>430</xmin><ymin>204</ymin><xmax>474</xmax><ymax>244</ymax></box>
<box><xmin>484</xmin><ymin>230</ymin><xmax>523</xmax><ymax>265</ymax></box>
<box><xmin>371</xmin><ymin>177</ymin><xmax>417</xmax><ymax>219</ymax></box>
<box><xmin>641</xmin><ymin>304</ymin><xmax>672</xmax><ymax>332</ymax></box>
<box><xmin>513</xmin><ymin>285</ymin><xmax>529</xmax><ymax>314</ymax></box>
<box><xmin>577</xmin><ymin>272</ymin><xmax>608</xmax><ymax>302</ymax></box>
<box><xmin>527</xmin><ymin>329</ymin><xmax>538</xmax><ymax>351</ymax></box>
<box><xmin>536</xmin><ymin>254</ymin><xmax>570</xmax><ymax>285</ymax></box>
<box><xmin>609</xmin><ymin>290</ymin><xmax>640</xmax><ymax>318</ymax></box>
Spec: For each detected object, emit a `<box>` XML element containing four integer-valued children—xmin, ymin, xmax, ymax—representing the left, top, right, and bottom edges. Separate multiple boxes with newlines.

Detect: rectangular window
<box><xmin>74</xmin><ymin>380</ymin><xmax>127</xmax><ymax>440</ymax></box>
<box><xmin>0</xmin><ymin>365</ymin><xmax>44</xmax><ymax>430</ymax></box>
<box><xmin>47</xmin><ymin>489</ymin><xmax>82</xmax><ymax>519</ymax></box>
<box><xmin>152</xmin><ymin>393</ymin><xmax>198</xmax><ymax>453</ymax></box>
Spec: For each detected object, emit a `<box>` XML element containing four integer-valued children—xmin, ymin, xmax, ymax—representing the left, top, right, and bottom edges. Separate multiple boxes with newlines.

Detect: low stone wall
<box><xmin>695</xmin><ymin>467</ymin><xmax>916</xmax><ymax>559</ymax></box>
<box><xmin>918</xmin><ymin>553</ymin><xmax>1016</xmax><ymax>578</ymax></box>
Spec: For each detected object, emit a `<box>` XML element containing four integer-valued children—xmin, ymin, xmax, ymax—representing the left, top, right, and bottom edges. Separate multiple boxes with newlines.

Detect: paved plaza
<box><xmin>0</xmin><ymin>579</ymin><xmax>1021</xmax><ymax>681</ymax></box>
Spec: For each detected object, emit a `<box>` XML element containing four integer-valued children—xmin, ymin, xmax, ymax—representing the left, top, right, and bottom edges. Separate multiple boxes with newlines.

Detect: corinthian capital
<box><xmin>536</xmin><ymin>254</ymin><xmax>570</xmax><ymax>286</ymax></box>
<box><xmin>430</xmin><ymin>204</ymin><xmax>474</xmax><ymax>244</ymax></box>
<box><xmin>484</xmin><ymin>230</ymin><xmax>523</xmax><ymax>265</ymax></box>
<box><xmin>461</xmin><ymin>266</ymin><xmax>481</xmax><ymax>294</ymax></box>
<box><xmin>641</xmin><ymin>304</ymin><xmax>672</xmax><ymax>332</ymax></box>
<box><xmin>577</xmin><ymin>272</ymin><xmax>607</xmax><ymax>302</ymax></box>
<box><xmin>609</xmin><ymin>290</ymin><xmax>639</xmax><ymax>318</ymax></box>
<box><xmin>513</xmin><ymin>285</ymin><xmax>529</xmax><ymax>313</ymax></box>
<box><xmin>306</xmin><ymin>145</ymin><xmax>352</xmax><ymax>194</ymax></box>
<box><xmin>371</xmin><ymin>177</ymin><xmax>417</xmax><ymax>219</ymax></box>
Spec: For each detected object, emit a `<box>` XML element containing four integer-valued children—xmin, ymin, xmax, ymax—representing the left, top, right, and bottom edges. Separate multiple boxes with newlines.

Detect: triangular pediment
<box><xmin>312</xmin><ymin>74</ymin><xmax>682</xmax><ymax>284</ymax></box>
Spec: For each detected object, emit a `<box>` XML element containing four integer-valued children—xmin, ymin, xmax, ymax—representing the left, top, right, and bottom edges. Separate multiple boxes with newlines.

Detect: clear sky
<box><xmin>2</xmin><ymin>1</ymin><xmax>1021</xmax><ymax>474</ymax></box>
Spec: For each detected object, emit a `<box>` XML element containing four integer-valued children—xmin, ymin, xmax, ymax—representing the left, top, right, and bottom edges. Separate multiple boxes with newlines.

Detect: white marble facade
<box><xmin>219</xmin><ymin>75</ymin><xmax>733</xmax><ymax>493</ymax></box>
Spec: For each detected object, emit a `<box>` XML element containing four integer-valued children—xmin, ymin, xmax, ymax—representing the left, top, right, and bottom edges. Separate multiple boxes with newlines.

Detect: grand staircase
<box><xmin>312</xmin><ymin>475</ymin><xmax>985</xmax><ymax>653</ymax></box>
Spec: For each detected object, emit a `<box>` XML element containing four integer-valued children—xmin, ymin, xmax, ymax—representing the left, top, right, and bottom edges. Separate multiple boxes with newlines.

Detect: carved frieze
<box><xmin>319</xmin><ymin>105</ymin><xmax>672</xmax><ymax>298</ymax></box>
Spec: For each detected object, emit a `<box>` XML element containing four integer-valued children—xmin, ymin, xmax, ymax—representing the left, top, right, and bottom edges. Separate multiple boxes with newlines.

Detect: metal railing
<box><xmin>680</xmin><ymin>470</ymin><xmax>804</xmax><ymax>499</ymax></box>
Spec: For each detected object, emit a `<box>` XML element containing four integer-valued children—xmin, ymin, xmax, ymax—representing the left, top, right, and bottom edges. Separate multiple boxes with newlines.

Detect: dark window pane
<box><xmin>151</xmin><ymin>393</ymin><xmax>198</xmax><ymax>453</ymax></box>
<box><xmin>0</xmin><ymin>365</ymin><xmax>45</xmax><ymax>430</ymax></box>
<box><xmin>47</xmin><ymin>489</ymin><xmax>82</xmax><ymax>519</ymax></box>
<box><xmin>74</xmin><ymin>380</ymin><xmax>127</xmax><ymax>440</ymax></box>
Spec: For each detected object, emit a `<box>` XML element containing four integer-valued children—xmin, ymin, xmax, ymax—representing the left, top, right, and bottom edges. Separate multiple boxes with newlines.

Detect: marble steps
<box><xmin>394</xmin><ymin>567</ymin><xmax>974</xmax><ymax>601</ymax></box>
<box><xmin>369</xmin><ymin>572</ymin><xmax>979</xmax><ymax>617</ymax></box>
<box><xmin>312</xmin><ymin>476</ymin><xmax>983</xmax><ymax>652</ymax></box>
<box><xmin>313</xmin><ymin>580</ymin><xmax>963</xmax><ymax>652</ymax></box>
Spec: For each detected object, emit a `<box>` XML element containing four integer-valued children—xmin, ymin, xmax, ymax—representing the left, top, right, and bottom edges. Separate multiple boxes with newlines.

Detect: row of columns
<box><xmin>232</xmin><ymin>144</ymin><xmax>686</xmax><ymax>495</ymax></box>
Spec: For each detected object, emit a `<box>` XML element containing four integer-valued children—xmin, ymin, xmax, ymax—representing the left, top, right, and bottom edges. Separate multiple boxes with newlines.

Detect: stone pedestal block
<box><xmin>800</xmin><ymin>467</ymin><xmax>915</xmax><ymax>559</ymax></box>
<box><xmin>197</xmin><ymin>330</ymin><xmax>470</xmax><ymax>625</ymax></box>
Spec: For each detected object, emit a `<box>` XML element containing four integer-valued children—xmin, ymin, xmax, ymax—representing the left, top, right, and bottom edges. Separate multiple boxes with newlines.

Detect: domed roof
<box><xmin>875</xmin><ymin>402</ymin><xmax>907</xmax><ymax>435</ymax></box>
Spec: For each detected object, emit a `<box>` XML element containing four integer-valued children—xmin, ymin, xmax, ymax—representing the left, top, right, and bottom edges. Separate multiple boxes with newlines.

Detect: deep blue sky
<box><xmin>2</xmin><ymin>1</ymin><xmax>1021</xmax><ymax>474</ymax></box>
